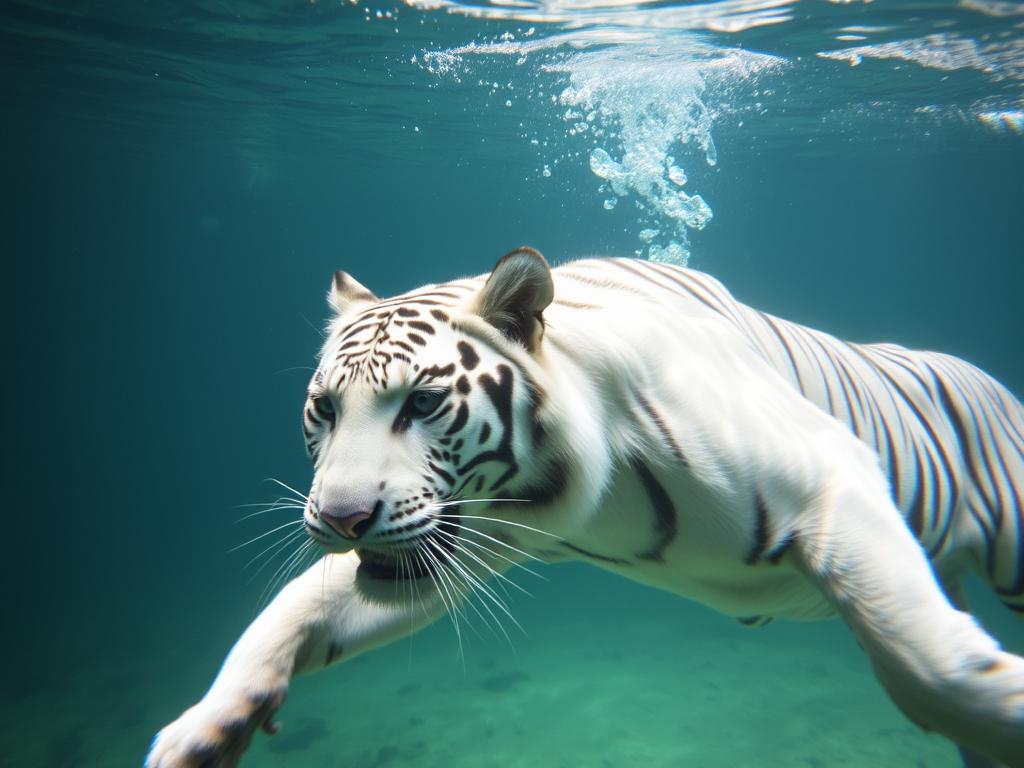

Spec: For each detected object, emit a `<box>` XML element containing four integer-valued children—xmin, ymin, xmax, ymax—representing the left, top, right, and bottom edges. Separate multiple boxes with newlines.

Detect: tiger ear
<box><xmin>329</xmin><ymin>270</ymin><xmax>379</xmax><ymax>315</ymax></box>
<box><xmin>475</xmin><ymin>246</ymin><xmax>554</xmax><ymax>352</ymax></box>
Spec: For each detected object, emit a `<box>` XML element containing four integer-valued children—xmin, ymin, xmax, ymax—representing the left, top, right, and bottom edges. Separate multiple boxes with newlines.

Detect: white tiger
<box><xmin>147</xmin><ymin>248</ymin><xmax>1024</xmax><ymax>768</ymax></box>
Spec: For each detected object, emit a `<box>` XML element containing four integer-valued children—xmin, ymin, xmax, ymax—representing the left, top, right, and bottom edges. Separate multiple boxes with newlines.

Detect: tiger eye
<box><xmin>411</xmin><ymin>390</ymin><xmax>445</xmax><ymax>417</ymax></box>
<box><xmin>313</xmin><ymin>396</ymin><xmax>336</xmax><ymax>420</ymax></box>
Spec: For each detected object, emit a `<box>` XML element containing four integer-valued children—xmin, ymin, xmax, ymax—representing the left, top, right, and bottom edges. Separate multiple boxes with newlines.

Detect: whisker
<box><xmin>264</xmin><ymin>478</ymin><xmax>309</xmax><ymax>502</ymax></box>
<box><xmin>282</xmin><ymin>541</ymin><xmax>317</xmax><ymax>596</ymax></box>
<box><xmin>423</xmin><ymin>538</ymin><xmax>496</xmax><ymax>636</ymax></box>
<box><xmin>244</xmin><ymin>527</ymin><xmax>305</xmax><ymax>574</ymax></box>
<box><xmin>406</xmin><ymin>550</ymin><xmax>430</xmax><ymax>621</ymax></box>
<box><xmin>427</xmin><ymin>544</ymin><xmax>488</xmax><ymax>646</ymax></box>
<box><xmin>300</xmin><ymin>314</ymin><xmax>327</xmax><ymax>341</ymax></box>
<box><xmin>434</xmin><ymin>498</ymin><xmax>529</xmax><ymax>507</ymax></box>
<box><xmin>234</xmin><ymin>496</ymin><xmax>306</xmax><ymax>509</ymax></box>
<box><xmin>435</xmin><ymin>527</ymin><xmax>545</xmax><ymax>582</ymax></box>
<box><xmin>427</xmin><ymin>545</ymin><xmax>480</xmax><ymax>651</ymax></box>
<box><xmin>261</xmin><ymin>539</ymin><xmax>307</xmax><ymax>602</ymax></box>
<box><xmin>398</xmin><ymin>550</ymin><xmax>411</xmax><ymax>636</ymax></box>
<box><xmin>432</xmin><ymin>528</ymin><xmax>533</xmax><ymax>598</ymax></box>
<box><xmin>320</xmin><ymin>554</ymin><xmax>327</xmax><ymax>623</ymax></box>
<box><xmin>259</xmin><ymin>539</ymin><xmax>314</xmax><ymax>609</ymax></box>
<box><xmin>228</xmin><ymin>520</ymin><xmax>304</xmax><ymax>552</ymax></box>
<box><xmin>416</xmin><ymin>547</ymin><xmax>464</xmax><ymax>661</ymax></box>
<box><xmin>235</xmin><ymin>505</ymin><xmax>305</xmax><ymax>523</ymax></box>
<box><xmin>426</xmin><ymin>536</ymin><xmax>517</xmax><ymax>644</ymax></box>
<box><xmin>435</xmin><ymin>529</ymin><xmax>514</xmax><ymax>602</ymax></box>
<box><xmin>438</xmin><ymin>523</ymin><xmax>549</xmax><ymax>570</ymax></box>
<box><xmin>433</xmin><ymin>536</ymin><xmax>523</xmax><ymax>634</ymax></box>
<box><xmin>431</xmin><ymin>513</ymin><xmax>559</xmax><ymax>539</ymax></box>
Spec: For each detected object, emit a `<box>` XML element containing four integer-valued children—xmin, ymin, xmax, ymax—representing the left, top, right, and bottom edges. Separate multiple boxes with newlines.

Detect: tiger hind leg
<box><xmin>799</xmin><ymin>476</ymin><xmax>1024</xmax><ymax>767</ymax></box>
<box><xmin>941</xmin><ymin>579</ymin><xmax>1011</xmax><ymax>768</ymax></box>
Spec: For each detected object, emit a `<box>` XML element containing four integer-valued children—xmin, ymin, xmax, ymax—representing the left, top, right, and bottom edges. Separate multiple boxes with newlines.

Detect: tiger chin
<box><xmin>147</xmin><ymin>247</ymin><xmax>1024</xmax><ymax>768</ymax></box>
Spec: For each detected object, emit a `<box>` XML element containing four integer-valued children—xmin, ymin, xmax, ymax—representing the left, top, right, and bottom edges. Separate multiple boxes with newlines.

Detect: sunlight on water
<box><xmin>404</xmin><ymin>0</ymin><xmax>795</xmax><ymax>33</ymax></box>
<box><xmin>411</xmin><ymin>0</ymin><xmax>1023</xmax><ymax>264</ymax></box>
<box><xmin>818</xmin><ymin>31</ymin><xmax>1024</xmax><ymax>78</ymax></box>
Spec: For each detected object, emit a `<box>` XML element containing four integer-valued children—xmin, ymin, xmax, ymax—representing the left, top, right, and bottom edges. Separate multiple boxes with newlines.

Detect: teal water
<box><xmin>3</xmin><ymin>1</ymin><xmax>1024</xmax><ymax>766</ymax></box>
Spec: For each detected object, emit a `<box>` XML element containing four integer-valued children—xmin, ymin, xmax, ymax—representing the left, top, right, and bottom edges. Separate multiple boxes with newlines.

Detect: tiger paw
<box><xmin>145</xmin><ymin>686</ymin><xmax>287</xmax><ymax>768</ymax></box>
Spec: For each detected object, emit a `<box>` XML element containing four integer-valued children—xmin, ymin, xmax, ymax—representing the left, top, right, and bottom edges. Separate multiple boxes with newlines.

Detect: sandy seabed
<box><xmin>10</xmin><ymin>565</ymin><xmax>1018</xmax><ymax>768</ymax></box>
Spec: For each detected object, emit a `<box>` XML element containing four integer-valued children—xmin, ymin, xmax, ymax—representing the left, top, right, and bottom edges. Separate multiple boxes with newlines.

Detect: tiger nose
<box><xmin>319</xmin><ymin>500</ymin><xmax>381</xmax><ymax>540</ymax></box>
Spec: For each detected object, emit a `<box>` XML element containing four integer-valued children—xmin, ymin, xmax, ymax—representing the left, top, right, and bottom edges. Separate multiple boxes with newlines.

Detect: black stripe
<box><xmin>745</xmin><ymin>494</ymin><xmax>769</xmax><ymax>565</ymax></box>
<box><xmin>428</xmin><ymin>462</ymin><xmax>455</xmax><ymax>486</ymax></box>
<box><xmin>457</xmin><ymin>341</ymin><xmax>479</xmax><ymax>371</ymax></box>
<box><xmin>759</xmin><ymin>313</ymin><xmax>808</xmax><ymax>396</ymax></box>
<box><xmin>649</xmin><ymin>262</ymin><xmax>739</xmax><ymax>320</ymax></box>
<box><xmin>412</xmin><ymin>363</ymin><xmax>456</xmax><ymax>387</ymax></box>
<box><xmin>457</xmin><ymin>365</ymin><xmax>516</xmax><ymax>479</ymax></box>
<box><xmin>408</xmin><ymin>320</ymin><xmax>436</xmax><ymax>335</ymax></box>
<box><xmin>633</xmin><ymin>390</ymin><xmax>688</xmax><ymax>468</ymax></box>
<box><xmin>498</xmin><ymin>457</ymin><xmax>570</xmax><ymax>508</ymax></box>
<box><xmin>847</xmin><ymin>344</ymin><xmax>948</xmax><ymax>537</ymax></box>
<box><xmin>339</xmin><ymin>319</ymin><xmax>381</xmax><ymax>341</ymax></box>
<box><xmin>610</xmin><ymin>259</ymin><xmax>721</xmax><ymax>313</ymax></box>
<box><xmin>444</xmin><ymin>401</ymin><xmax>469</xmax><ymax>435</ymax></box>
<box><xmin>559</xmin><ymin>270</ymin><xmax>649</xmax><ymax>295</ymax></box>
<box><xmin>946</xmin><ymin>365</ymin><xmax>1008</xmax><ymax>531</ymax></box>
<box><xmin>867</xmin><ymin>352</ymin><xmax>960</xmax><ymax>542</ymax></box>
<box><xmin>906</xmin><ymin>444</ymin><xmax>926</xmax><ymax>539</ymax></box>
<box><xmin>633</xmin><ymin>460</ymin><xmax>677</xmax><ymax>562</ymax></box>
<box><xmin>423</xmin><ymin>402</ymin><xmax>454</xmax><ymax>425</ymax></box>
<box><xmin>932</xmin><ymin>368</ymin><xmax>995</xmax><ymax>560</ymax></box>
<box><xmin>326</xmin><ymin>642</ymin><xmax>343</xmax><ymax>666</ymax></box>
<box><xmin>767</xmin><ymin>532</ymin><xmax>795</xmax><ymax>565</ymax></box>
<box><xmin>560</xmin><ymin>541</ymin><xmax>631</xmax><ymax>565</ymax></box>
<box><xmin>788</xmin><ymin>325</ymin><xmax>837</xmax><ymax>416</ymax></box>
<box><xmin>817</xmin><ymin>336</ymin><xmax>867</xmax><ymax>437</ymax></box>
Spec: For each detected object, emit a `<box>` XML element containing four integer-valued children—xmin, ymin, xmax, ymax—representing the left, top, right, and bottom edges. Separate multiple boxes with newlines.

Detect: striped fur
<box><xmin>588</xmin><ymin>258</ymin><xmax>1024</xmax><ymax>612</ymax></box>
<box><xmin>147</xmin><ymin>250</ymin><xmax>1024</xmax><ymax>768</ymax></box>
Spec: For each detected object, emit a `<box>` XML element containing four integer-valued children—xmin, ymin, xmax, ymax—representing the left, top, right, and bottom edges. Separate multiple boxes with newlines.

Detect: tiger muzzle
<box><xmin>319</xmin><ymin>498</ymin><xmax>382</xmax><ymax>540</ymax></box>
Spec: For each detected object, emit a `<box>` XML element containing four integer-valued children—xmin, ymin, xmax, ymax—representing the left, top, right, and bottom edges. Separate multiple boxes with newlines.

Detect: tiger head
<box><xmin>302</xmin><ymin>247</ymin><xmax>579</xmax><ymax>592</ymax></box>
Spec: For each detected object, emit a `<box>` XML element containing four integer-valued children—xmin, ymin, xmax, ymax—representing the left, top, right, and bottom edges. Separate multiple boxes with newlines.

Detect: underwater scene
<box><xmin>4</xmin><ymin>0</ymin><xmax>1024</xmax><ymax>766</ymax></box>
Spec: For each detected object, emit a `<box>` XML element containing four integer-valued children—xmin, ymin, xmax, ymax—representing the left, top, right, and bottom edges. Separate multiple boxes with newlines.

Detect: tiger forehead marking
<box><xmin>325</xmin><ymin>297</ymin><xmax>462</xmax><ymax>391</ymax></box>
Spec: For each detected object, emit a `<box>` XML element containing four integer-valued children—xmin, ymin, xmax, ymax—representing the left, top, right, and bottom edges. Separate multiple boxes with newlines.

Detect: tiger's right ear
<box><xmin>329</xmin><ymin>270</ymin><xmax>379</xmax><ymax>316</ymax></box>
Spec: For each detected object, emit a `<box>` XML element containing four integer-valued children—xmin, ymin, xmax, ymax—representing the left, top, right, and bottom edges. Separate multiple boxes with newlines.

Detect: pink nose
<box><xmin>319</xmin><ymin>503</ymin><xmax>376</xmax><ymax>540</ymax></box>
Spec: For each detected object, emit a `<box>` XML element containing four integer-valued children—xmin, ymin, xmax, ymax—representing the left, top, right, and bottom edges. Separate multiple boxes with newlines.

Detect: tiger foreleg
<box><xmin>145</xmin><ymin>552</ymin><xmax>443</xmax><ymax>768</ymax></box>
<box><xmin>797</xmin><ymin>476</ymin><xmax>1024</xmax><ymax>768</ymax></box>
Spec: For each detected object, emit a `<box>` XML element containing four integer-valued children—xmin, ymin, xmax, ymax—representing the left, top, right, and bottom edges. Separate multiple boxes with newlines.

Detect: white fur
<box><xmin>148</xmin><ymin>257</ymin><xmax>1024</xmax><ymax>768</ymax></box>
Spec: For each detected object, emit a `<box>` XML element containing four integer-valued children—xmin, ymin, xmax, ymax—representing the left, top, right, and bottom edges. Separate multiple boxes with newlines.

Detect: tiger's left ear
<box><xmin>329</xmin><ymin>270</ymin><xmax>379</xmax><ymax>316</ymax></box>
<box><xmin>475</xmin><ymin>246</ymin><xmax>554</xmax><ymax>352</ymax></box>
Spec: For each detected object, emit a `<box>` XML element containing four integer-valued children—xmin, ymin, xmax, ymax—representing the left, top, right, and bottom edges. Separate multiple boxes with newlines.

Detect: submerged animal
<box><xmin>147</xmin><ymin>248</ymin><xmax>1024</xmax><ymax>767</ymax></box>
